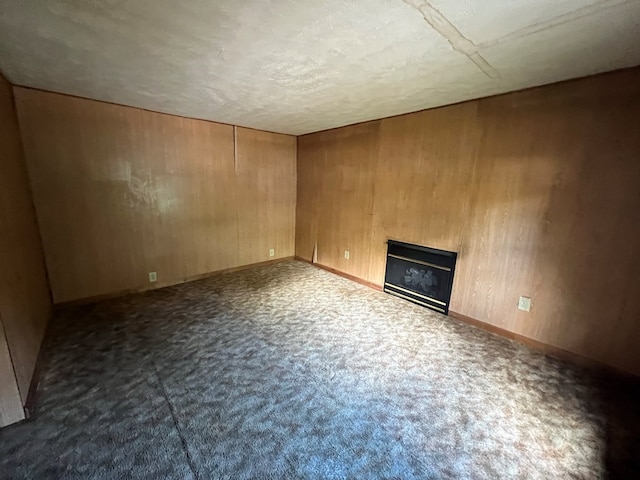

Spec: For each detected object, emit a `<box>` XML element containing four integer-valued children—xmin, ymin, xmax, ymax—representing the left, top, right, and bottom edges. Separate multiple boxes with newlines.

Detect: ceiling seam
<box><xmin>478</xmin><ymin>0</ymin><xmax>634</xmax><ymax>48</ymax></box>
<box><xmin>401</xmin><ymin>0</ymin><xmax>501</xmax><ymax>79</ymax></box>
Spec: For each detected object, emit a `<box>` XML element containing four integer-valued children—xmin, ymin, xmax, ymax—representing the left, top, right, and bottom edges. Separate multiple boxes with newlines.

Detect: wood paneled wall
<box><xmin>14</xmin><ymin>88</ymin><xmax>296</xmax><ymax>304</ymax></box>
<box><xmin>296</xmin><ymin>122</ymin><xmax>381</xmax><ymax>281</ymax></box>
<box><xmin>296</xmin><ymin>67</ymin><xmax>640</xmax><ymax>375</ymax></box>
<box><xmin>0</xmin><ymin>76</ymin><xmax>51</xmax><ymax>426</ymax></box>
<box><xmin>236</xmin><ymin>127</ymin><xmax>296</xmax><ymax>265</ymax></box>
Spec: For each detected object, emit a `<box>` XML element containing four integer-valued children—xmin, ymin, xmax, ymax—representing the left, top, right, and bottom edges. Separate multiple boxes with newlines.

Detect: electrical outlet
<box><xmin>269</xmin><ymin>248</ymin><xmax>275</xmax><ymax>257</ymax></box>
<box><xmin>344</xmin><ymin>250</ymin><xmax>350</xmax><ymax>260</ymax></box>
<box><xmin>518</xmin><ymin>296</ymin><xmax>531</xmax><ymax>312</ymax></box>
<box><xmin>148</xmin><ymin>272</ymin><xmax>157</xmax><ymax>283</ymax></box>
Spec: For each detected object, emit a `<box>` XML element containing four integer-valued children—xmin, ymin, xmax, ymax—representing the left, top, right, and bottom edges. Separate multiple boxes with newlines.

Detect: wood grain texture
<box><xmin>296</xmin><ymin>67</ymin><xmax>640</xmax><ymax>375</ymax></box>
<box><xmin>296</xmin><ymin>122</ymin><xmax>380</xmax><ymax>281</ymax></box>
<box><xmin>294</xmin><ymin>136</ymin><xmax>321</xmax><ymax>262</ymax></box>
<box><xmin>457</xmin><ymin>71</ymin><xmax>640</xmax><ymax>374</ymax></box>
<box><xmin>0</xmin><ymin>76</ymin><xmax>51</xmax><ymax>409</ymax></box>
<box><xmin>370</xmin><ymin>102</ymin><xmax>481</xmax><ymax>288</ymax></box>
<box><xmin>235</xmin><ymin>127</ymin><xmax>297</xmax><ymax>264</ymax></box>
<box><xmin>14</xmin><ymin>88</ymin><xmax>296</xmax><ymax>303</ymax></box>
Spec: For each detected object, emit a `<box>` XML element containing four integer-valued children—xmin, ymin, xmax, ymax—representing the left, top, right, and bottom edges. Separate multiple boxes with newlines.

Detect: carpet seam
<box><xmin>152</xmin><ymin>361</ymin><xmax>201</xmax><ymax>480</ymax></box>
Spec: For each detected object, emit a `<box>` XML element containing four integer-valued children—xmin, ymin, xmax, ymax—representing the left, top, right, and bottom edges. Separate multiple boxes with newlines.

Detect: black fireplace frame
<box><xmin>383</xmin><ymin>240</ymin><xmax>457</xmax><ymax>315</ymax></box>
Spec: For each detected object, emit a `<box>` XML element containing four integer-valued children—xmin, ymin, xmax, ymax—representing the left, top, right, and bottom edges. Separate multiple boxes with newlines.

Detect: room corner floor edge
<box><xmin>53</xmin><ymin>256</ymin><xmax>296</xmax><ymax>309</ymax></box>
<box><xmin>297</xmin><ymin>259</ymin><xmax>639</xmax><ymax>379</ymax></box>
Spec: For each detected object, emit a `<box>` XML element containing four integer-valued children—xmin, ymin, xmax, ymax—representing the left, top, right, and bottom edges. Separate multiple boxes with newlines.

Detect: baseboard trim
<box><xmin>449</xmin><ymin>310</ymin><xmax>555</xmax><ymax>351</ymax></box>
<box><xmin>297</xmin><ymin>258</ymin><xmax>635</xmax><ymax>378</ymax></box>
<box><xmin>295</xmin><ymin>256</ymin><xmax>382</xmax><ymax>291</ymax></box>
<box><xmin>449</xmin><ymin>311</ymin><xmax>639</xmax><ymax>378</ymax></box>
<box><xmin>55</xmin><ymin>256</ymin><xmax>295</xmax><ymax>308</ymax></box>
<box><xmin>53</xmin><ymin>257</ymin><xmax>636</xmax><ymax>378</ymax></box>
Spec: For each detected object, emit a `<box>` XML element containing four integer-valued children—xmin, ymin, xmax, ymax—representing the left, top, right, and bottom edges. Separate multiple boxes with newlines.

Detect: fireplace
<box><xmin>383</xmin><ymin>240</ymin><xmax>457</xmax><ymax>315</ymax></box>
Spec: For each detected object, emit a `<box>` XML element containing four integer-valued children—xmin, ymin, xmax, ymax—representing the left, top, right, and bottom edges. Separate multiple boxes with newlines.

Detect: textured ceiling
<box><xmin>1</xmin><ymin>0</ymin><xmax>639</xmax><ymax>135</ymax></box>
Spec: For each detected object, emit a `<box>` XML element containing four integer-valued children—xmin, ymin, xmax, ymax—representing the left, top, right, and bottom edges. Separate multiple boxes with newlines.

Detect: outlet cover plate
<box><xmin>344</xmin><ymin>250</ymin><xmax>350</xmax><ymax>260</ymax></box>
<box><xmin>269</xmin><ymin>248</ymin><xmax>275</xmax><ymax>257</ymax></box>
<box><xmin>149</xmin><ymin>272</ymin><xmax>157</xmax><ymax>283</ymax></box>
<box><xmin>518</xmin><ymin>296</ymin><xmax>531</xmax><ymax>312</ymax></box>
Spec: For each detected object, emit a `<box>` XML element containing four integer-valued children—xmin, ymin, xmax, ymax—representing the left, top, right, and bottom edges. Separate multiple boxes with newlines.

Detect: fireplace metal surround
<box><xmin>383</xmin><ymin>240</ymin><xmax>457</xmax><ymax>315</ymax></box>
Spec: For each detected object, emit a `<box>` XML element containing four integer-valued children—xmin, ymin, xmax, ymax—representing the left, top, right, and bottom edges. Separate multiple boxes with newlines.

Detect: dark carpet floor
<box><xmin>1</xmin><ymin>260</ymin><xmax>639</xmax><ymax>479</ymax></box>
